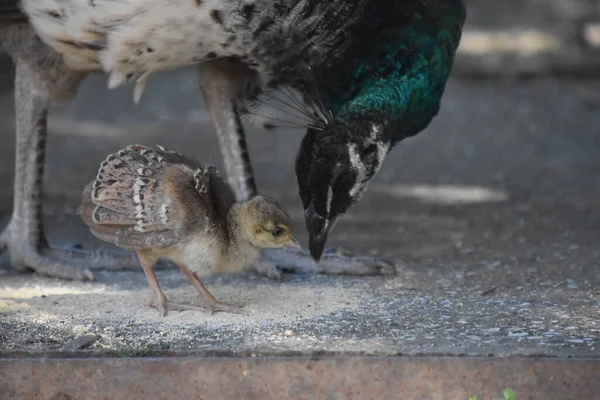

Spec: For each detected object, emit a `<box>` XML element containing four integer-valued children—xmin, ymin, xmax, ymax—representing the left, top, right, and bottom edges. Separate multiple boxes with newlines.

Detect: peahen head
<box><xmin>295</xmin><ymin>113</ymin><xmax>392</xmax><ymax>262</ymax></box>
<box><xmin>253</xmin><ymin>0</ymin><xmax>465</xmax><ymax>262</ymax></box>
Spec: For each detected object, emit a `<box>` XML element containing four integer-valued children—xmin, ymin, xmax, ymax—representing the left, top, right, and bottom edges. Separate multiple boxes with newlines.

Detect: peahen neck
<box><xmin>319</xmin><ymin>0</ymin><xmax>466</xmax><ymax>143</ymax></box>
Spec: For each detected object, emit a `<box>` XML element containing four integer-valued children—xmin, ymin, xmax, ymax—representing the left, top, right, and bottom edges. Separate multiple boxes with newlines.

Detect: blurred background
<box><xmin>1</xmin><ymin>0</ymin><xmax>599</xmax><ymax>282</ymax></box>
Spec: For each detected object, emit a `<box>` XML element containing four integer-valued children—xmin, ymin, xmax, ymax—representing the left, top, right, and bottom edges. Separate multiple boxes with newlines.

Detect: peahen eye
<box><xmin>272</xmin><ymin>227</ymin><xmax>285</xmax><ymax>238</ymax></box>
<box><xmin>362</xmin><ymin>144</ymin><xmax>377</xmax><ymax>158</ymax></box>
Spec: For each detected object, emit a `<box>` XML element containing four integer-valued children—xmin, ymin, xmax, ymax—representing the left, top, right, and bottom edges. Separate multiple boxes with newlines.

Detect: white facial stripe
<box><xmin>326</xmin><ymin>185</ymin><xmax>334</xmax><ymax>214</ymax></box>
<box><xmin>327</xmin><ymin>124</ymin><xmax>389</xmax><ymax>210</ymax></box>
<box><xmin>347</xmin><ymin>123</ymin><xmax>390</xmax><ymax>199</ymax></box>
<box><xmin>348</xmin><ymin>143</ymin><xmax>367</xmax><ymax>198</ymax></box>
<box><xmin>375</xmin><ymin>141</ymin><xmax>390</xmax><ymax>173</ymax></box>
<box><xmin>372</xmin><ymin>124</ymin><xmax>390</xmax><ymax>179</ymax></box>
<box><xmin>370</xmin><ymin>123</ymin><xmax>381</xmax><ymax>141</ymax></box>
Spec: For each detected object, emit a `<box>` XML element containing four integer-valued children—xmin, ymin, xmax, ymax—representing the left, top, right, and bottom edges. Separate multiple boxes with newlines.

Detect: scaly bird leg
<box><xmin>198</xmin><ymin>58</ymin><xmax>257</xmax><ymax>201</ymax></box>
<box><xmin>175</xmin><ymin>263</ymin><xmax>246</xmax><ymax>314</ymax></box>
<box><xmin>137</xmin><ymin>250</ymin><xmax>169</xmax><ymax>316</ymax></box>
<box><xmin>0</xmin><ymin>61</ymin><xmax>92</xmax><ymax>280</ymax></box>
<box><xmin>0</xmin><ymin>59</ymin><xmax>142</xmax><ymax>280</ymax></box>
<box><xmin>198</xmin><ymin>59</ymin><xmax>396</xmax><ymax>279</ymax></box>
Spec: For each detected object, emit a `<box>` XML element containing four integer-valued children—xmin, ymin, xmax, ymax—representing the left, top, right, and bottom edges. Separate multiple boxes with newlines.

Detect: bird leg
<box><xmin>138</xmin><ymin>251</ymin><xmax>244</xmax><ymax>315</ymax></box>
<box><xmin>137</xmin><ymin>250</ymin><xmax>170</xmax><ymax>316</ymax></box>
<box><xmin>0</xmin><ymin>60</ymin><xmax>143</xmax><ymax>281</ymax></box>
<box><xmin>198</xmin><ymin>59</ymin><xmax>396</xmax><ymax>279</ymax></box>
<box><xmin>198</xmin><ymin>59</ymin><xmax>257</xmax><ymax>202</ymax></box>
<box><xmin>0</xmin><ymin>25</ymin><xmax>157</xmax><ymax>279</ymax></box>
<box><xmin>0</xmin><ymin>61</ymin><xmax>90</xmax><ymax>280</ymax></box>
<box><xmin>175</xmin><ymin>263</ymin><xmax>246</xmax><ymax>314</ymax></box>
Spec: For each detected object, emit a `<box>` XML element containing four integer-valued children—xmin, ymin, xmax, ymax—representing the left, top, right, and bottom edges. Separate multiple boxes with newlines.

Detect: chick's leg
<box><xmin>137</xmin><ymin>251</ymin><xmax>169</xmax><ymax>316</ymax></box>
<box><xmin>138</xmin><ymin>251</ymin><xmax>245</xmax><ymax>315</ymax></box>
<box><xmin>198</xmin><ymin>59</ymin><xmax>396</xmax><ymax>279</ymax></box>
<box><xmin>176</xmin><ymin>263</ymin><xmax>245</xmax><ymax>314</ymax></box>
<box><xmin>0</xmin><ymin>60</ymin><xmax>140</xmax><ymax>281</ymax></box>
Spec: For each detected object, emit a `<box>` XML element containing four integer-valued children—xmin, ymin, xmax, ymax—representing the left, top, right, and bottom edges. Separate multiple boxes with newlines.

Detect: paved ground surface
<box><xmin>0</xmin><ymin>1</ymin><xmax>599</xmax><ymax>356</ymax></box>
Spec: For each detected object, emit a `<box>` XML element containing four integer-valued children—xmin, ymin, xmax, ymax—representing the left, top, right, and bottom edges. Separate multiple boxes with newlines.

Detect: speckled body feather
<box><xmin>17</xmin><ymin>0</ymin><xmax>464</xmax><ymax>113</ymax></box>
<box><xmin>18</xmin><ymin>0</ymin><xmax>368</xmax><ymax>96</ymax></box>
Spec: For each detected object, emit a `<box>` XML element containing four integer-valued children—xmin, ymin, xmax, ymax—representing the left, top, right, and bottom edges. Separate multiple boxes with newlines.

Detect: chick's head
<box><xmin>239</xmin><ymin>195</ymin><xmax>301</xmax><ymax>249</ymax></box>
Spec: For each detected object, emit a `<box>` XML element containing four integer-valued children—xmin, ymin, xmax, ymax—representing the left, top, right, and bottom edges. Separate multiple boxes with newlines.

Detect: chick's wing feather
<box><xmin>78</xmin><ymin>145</ymin><xmax>217</xmax><ymax>250</ymax></box>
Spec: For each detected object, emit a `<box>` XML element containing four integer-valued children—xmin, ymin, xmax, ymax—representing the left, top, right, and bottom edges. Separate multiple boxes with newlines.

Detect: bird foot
<box><xmin>323</xmin><ymin>247</ymin><xmax>355</xmax><ymax>257</ymax></box>
<box><xmin>204</xmin><ymin>301</ymin><xmax>248</xmax><ymax>315</ymax></box>
<box><xmin>257</xmin><ymin>247</ymin><xmax>396</xmax><ymax>279</ymax></box>
<box><xmin>0</xmin><ymin>227</ymin><xmax>94</xmax><ymax>281</ymax></box>
<box><xmin>249</xmin><ymin>247</ymin><xmax>359</xmax><ymax>281</ymax></box>
<box><xmin>148</xmin><ymin>297</ymin><xmax>247</xmax><ymax>316</ymax></box>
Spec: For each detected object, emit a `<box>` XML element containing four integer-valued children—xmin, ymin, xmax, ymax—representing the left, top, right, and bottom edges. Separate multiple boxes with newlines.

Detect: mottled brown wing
<box><xmin>0</xmin><ymin>0</ymin><xmax>26</xmax><ymax>22</ymax></box>
<box><xmin>77</xmin><ymin>144</ymin><xmax>217</xmax><ymax>251</ymax></box>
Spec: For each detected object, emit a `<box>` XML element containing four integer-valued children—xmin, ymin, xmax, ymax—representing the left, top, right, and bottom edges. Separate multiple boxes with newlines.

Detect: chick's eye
<box><xmin>272</xmin><ymin>227</ymin><xmax>285</xmax><ymax>238</ymax></box>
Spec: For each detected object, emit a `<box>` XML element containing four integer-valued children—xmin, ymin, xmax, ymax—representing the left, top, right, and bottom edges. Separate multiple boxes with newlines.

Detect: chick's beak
<box><xmin>305</xmin><ymin>204</ymin><xmax>336</xmax><ymax>263</ymax></box>
<box><xmin>286</xmin><ymin>237</ymin><xmax>302</xmax><ymax>249</ymax></box>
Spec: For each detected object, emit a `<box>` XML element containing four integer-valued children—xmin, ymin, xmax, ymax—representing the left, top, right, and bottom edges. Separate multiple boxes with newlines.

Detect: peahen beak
<box><xmin>305</xmin><ymin>204</ymin><xmax>337</xmax><ymax>263</ymax></box>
